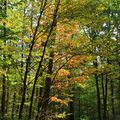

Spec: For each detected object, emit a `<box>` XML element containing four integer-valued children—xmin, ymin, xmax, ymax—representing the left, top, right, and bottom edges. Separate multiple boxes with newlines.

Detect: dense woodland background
<box><xmin>0</xmin><ymin>0</ymin><xmax>120</xmax><ymax>120</ymax></box>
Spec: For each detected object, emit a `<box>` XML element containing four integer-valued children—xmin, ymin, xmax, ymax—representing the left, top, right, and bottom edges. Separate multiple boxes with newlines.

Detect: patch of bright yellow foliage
<box><xmin>58</xmin><ymin>69</ymin><xmax>70</xmax><ymax>76</ymax></box>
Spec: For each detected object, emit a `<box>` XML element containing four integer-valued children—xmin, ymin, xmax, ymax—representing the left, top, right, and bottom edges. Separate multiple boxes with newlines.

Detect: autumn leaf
<box><xmin>58</xmin><ymin>69</ymin><xmax>70</xmax><ymax>76</ymax></box>
<box><xmin>50</xmin><ymin>96</ymin><xmax>68</xmax><ymax>106</ymax></box>
<box><xmin>72</xmin><ymin>75</ymin><xmax>88</xmax><ymax>83</ymax></box>
<box><xmin>68</xmin><ymin>55</ymin><xmax>87</xmax><ymax>67</ymax></box>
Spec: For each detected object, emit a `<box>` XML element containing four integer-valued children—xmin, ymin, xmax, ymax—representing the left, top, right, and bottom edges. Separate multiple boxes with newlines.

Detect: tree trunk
<box><xmin>19</xmin><ymin>80</ymin><xmax>27</xmax><ymax>119</ymax></box>
<box><xmin>103</xmin><ymin>75</ymin><xmax>108</xmax><ymax>120</ymax></box>
<box><xmin>11</xmin><ymin>89</ymin><xmax>16</xmax><ymax>119</ymax></box>
<box><xmin>40</xmin><ymin>51</ymin><xmax>54</xmax><ymax>120</ymax></box>
<box><xmin>1</xmin><ymin>75</ymin><xmax>6</xmax><ymax>120</ymax></box>
<box><xmin>69</xmin><ymin>99</ymin><xmax>74</xmax><ymax>120</ymax></box>
<box><xmin>28</xmin><ymin>0</ymin><xmax>60</xmax><ymax>119</ymax></box>
<box><xmin>111</xmin><ymin>80</ymin><xmax>115</xmax><ymax>120</ymax></box>
<box><xmin>5</xmin><ymin>80</ymin><xmax>10</xmax><ymax>114</ymax></box>
<box><xmin>1</xmin><ymin>1</ymin><xmax>7</xmax><ymax>119</ymax></box>
<box><xmin>95</xmin><ymin>73</ymin><xmax>102</xmax><ymax>120</ymax></box>
<box><xmin>36</xmin><ymin>87</ymin><xmax>43</xmax><ymax>120</ymax></box>
<box><xmin>118</xmin><ymin>62</ymin><xmax>120</xmax><ymax>114</ymax></box>
<box><xmin>94</xmin><ymin>60</ymin><xmax>102</xmax><ymax>120</ymax></box>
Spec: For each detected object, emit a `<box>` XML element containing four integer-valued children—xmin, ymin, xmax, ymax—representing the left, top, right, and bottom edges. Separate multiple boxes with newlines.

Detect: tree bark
<box><xmin>95</xmin><ymin>73</ymin><xmax>102</xmax><ymax>120</ymax></box>
<box><xmin>1</xmin><ymin>75</ymin><xmax>6</xmax><ymax>120</ymax></box>
<box><xmin>40</xmin><ymin>51</ymin><xmax>54</xmax><ymax>120</ymax></box>
<box><xmin>111</xmin><ymin>79</ymin><xmax>115</xmax><ymax>120</ymax></box>
<box><xmin>103</xmin><ymin>75</ymin><xmax>108</xmax><ymax>120</ymax></box>
<box><xmin>36</xmin><ymin>86</ymin><xmax>43</xmax><ymax>120</ymax></box>
<box><xmin>94</xmin><ymin>61</ymin><xmax>102</xmax><ymax>120</ymax></box>
<box><xmin>69</xmin><ymin>98</ymin><xmax>74</xmax><ymax>120</ymax></box>
<box><xmin>5</xmin><ymin>80</ymin><xmax>10</xmax><ymax>114</ymax></box>
<box><xmin>1</xmin><ymin>1</ymin><xmax>7</xmax><ymax>119</ymax></box>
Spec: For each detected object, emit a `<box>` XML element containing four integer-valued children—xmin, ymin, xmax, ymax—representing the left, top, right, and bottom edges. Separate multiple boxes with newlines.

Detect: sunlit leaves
<box><xmin>50</xmin><ymin>96</ymin><xmax>68</xmax><ymax>106</ymax></box>
<box><xmin>72</xmin><ymin>75</ymin><xmax>88</xmax><ymax>83</ymax></box>
<box><xmin>58</xmin><ymin>69</ymin><xmax>70</xmax><ymax>77</ymax></box>
<box><xmin>68</xmin><ymin>55</ymin><xmax>87</xmax><ymax>67</ymax></box>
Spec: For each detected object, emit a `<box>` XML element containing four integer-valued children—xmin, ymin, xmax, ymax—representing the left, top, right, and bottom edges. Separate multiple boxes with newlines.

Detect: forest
<box><xmin>0</xmin><ymin>0</ymin><xmax>120</xmax><ymax>120</ymax></box>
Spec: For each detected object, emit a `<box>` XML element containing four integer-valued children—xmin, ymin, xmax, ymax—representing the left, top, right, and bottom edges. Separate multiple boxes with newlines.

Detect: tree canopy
<box><xmin>0</xmin><ymin>0</ymin><xmax>120</xmax><ymax>120</ymax></box>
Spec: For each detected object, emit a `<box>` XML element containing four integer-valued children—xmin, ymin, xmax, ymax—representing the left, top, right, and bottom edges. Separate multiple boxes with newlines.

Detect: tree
<box><xmin>0</xmin><ymin>0</ymin><xmax>120</xmax><ymax>120</ymax></box>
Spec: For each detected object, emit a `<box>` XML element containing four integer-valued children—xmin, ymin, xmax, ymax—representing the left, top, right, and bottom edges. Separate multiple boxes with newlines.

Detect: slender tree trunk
<box><xmin>100</xmin><ymin>72</ymin><xmax>108</xmax><ymax>120</ymax></box>
<box><xmin>1</xmin><ymin>75</ymin><xmax>6</xmax><ymax>120</ymax></box>
<box><xmin>101</xmin><ymin>73</ymin><xmax>108</xmax><ymax>120</ymax></box>
<box><xmin>94</xmin><ymin>60</ymin><xmax>102</xmax><ymax>120</ymax></box>
<box><xmin>33</xmin><ymin>88</ymin><xmax>39</xmax><ymax>118</ymax></box>
<box><xmin>95</xmin><ymin>73</ymin><xmax>102</xmax><ymax>120</ymax></box>
<box><xmin>28</xmin><ymin>69</ymin><xmax>43</xmax><ymax>119</ymax></box>
<box><xmin>101</xmin><ymin>73</ymin><xmax>104</xmax><ymax>100</ymax></box>
<box><xmin>116</xmin><ymin>6</ymin><xmax>120</xmax><ymax>113</ymax></box>
<box><xmin>118</xmin><ymin>62</ymin><xmax>120</xmax><ymax>114</ymax></box>
<box><xmin>36</xmin><ymin>87</ymin><xmax>43</xmax><ymax>120</ymax></box>
<box><xmin>19</xmin><ymin>80</ymin><xmax>27</xmax><ymax>119</ymax></box>
<box><xmin>5</xmin><ymin>80</ymin><xmax>10</xmax><ymax>114</ymax></box>
<box><xmin>40</xmin><ymin>51</ymin><xmax>54</xmax><ymax>120</ymax></box>
<box><xmin>111</xmin><ymin>79</ymin><xmax>115</xmax><ymax>120</ymax></box>
<box><xmin>78</xmin><ymin>100</ymin><xmax>81</xmax><ymax>120</ymax></box>
<box><xmin>28</xmin><ymin>1</ymin><xmax>60</xmax><ymax>119</ymax></box>
<box><xmin>19</xmin><ymin>1</ymin><xmax>47</xmax><ymax>118</ymax></box>
<box><xmin>78</xmin><ymin>88</ymin><xmax>81</xmax><ymax>120</ymax></box>
<box><xmin>69</xmin><ymin>98</ymin><xmax>74</xmax><ymax>120</ymax></box>
<box><xmin>11</xmin><ymin>89</ymin><xmax>16</xmax><ymax>119</ymax></box>
<box><xmin>1</xmin><ymin>1</ymin><xmax>7</xmax><ymax>119</ymax></box>
<box><xmin>103</xmin><ymin>75</ymin><xmax>108</xmax><ymax>120</ymax></box>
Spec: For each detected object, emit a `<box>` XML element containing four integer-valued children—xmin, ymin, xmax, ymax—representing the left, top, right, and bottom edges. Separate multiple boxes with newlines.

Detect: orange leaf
<box><xmin>58</xmin><ymin>69</ymin><xmax>70</xmax><ymax>76</ymax></box>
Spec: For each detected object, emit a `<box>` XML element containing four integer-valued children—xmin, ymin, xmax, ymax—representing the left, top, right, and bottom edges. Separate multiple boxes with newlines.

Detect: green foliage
<box><xmin>0</xmin><ymin>0</ymin><xmax>120</xmax><ymax>120</ymax></box>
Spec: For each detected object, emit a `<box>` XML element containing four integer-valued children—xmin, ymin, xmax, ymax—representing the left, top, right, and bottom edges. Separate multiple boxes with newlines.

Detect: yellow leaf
<box><xmin>58</xmin><ymin>69</ymin><xmax>70</xmax><ymax>76</ymax></box>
